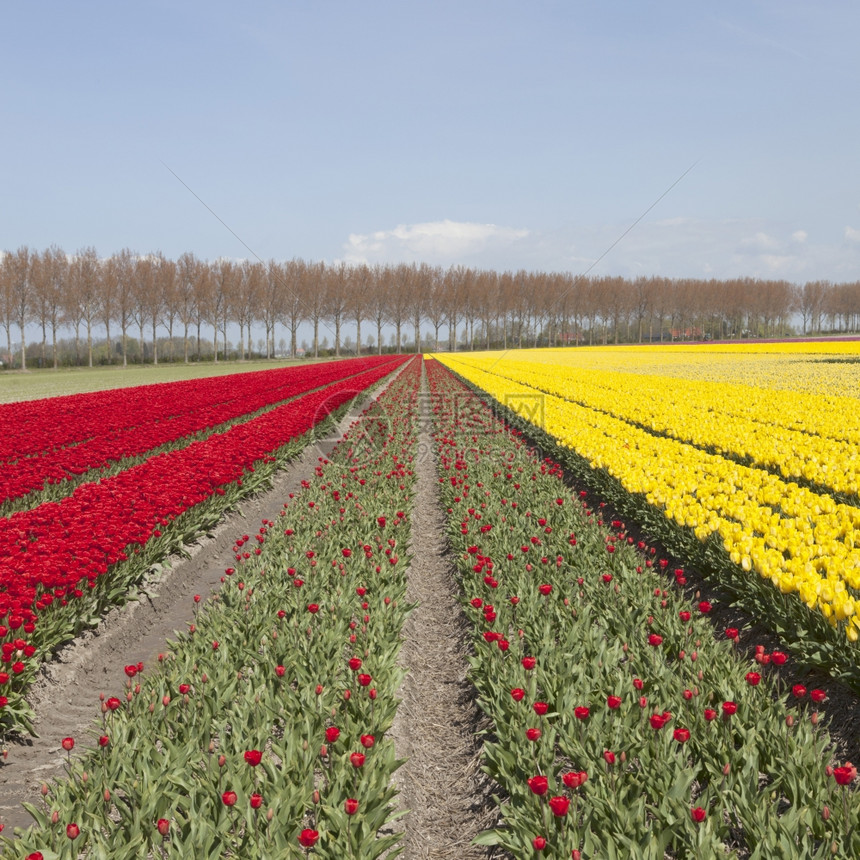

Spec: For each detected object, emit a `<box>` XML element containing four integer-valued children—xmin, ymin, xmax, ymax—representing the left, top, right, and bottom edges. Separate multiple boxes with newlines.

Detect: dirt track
<box><xmin>386</xmin><ymin>376</ymin><xmax>497</xmax><ymax>859</ymax></box>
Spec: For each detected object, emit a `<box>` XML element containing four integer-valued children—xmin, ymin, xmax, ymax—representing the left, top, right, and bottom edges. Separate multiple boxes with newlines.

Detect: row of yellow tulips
<box><xmin>437</xmin><ymin>352</ymin><xmax>860</xmax><ymax>642</ymax></box>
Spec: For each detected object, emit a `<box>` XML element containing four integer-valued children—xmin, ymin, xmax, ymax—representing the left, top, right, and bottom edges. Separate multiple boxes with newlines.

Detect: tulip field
<box><xmin>438</xmin><ymin>344</ymin><xmax>860</xmax><ymax>690</ymax></box>
<box><xmin>0</xmin><ymin>355</ymin><xmax>406</xmax><ymax>736</ymax></box>
<box><xmin>1</xmin><ymin>344</ymin><xmax>859</xmax><ymax>858</ymax></box>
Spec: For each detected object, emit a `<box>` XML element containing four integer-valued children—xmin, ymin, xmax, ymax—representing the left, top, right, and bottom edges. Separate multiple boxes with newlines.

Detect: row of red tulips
<box><xmin>426</xmin><ymin>359</ymin><xmax>858</xmax><ymax>859</ymax></box>
<box><xmin>3</xmin><ymin>357</ymin><xmax>422</xmax><ymax>858</ymax></box>
<box><xmin>0</xmin><ymin>357</ymin><xmax>396</xmax><ymax>512</ymax></box>
<box><xmin>0</xmin><ymin>362</ymin><xmax>371</xmax><ymax>464</ymax></box>
<box><xmin>0</xmin><ymin>357</ymin><xmax>407</xmax><ymax>738</ymax></box>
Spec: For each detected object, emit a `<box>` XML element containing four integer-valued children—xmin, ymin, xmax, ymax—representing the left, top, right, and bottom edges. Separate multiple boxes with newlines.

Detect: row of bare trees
<box><xmin>1</xmin><ymin>246</ymin><xmax>859</xmax><ymax>368</ymax></box>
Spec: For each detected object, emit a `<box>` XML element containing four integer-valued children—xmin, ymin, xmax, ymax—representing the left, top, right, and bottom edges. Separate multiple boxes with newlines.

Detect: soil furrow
<box><xmin>388</xmin><ymin>376</ymin><xmax>496</xmax><ymax>859</ymax></box>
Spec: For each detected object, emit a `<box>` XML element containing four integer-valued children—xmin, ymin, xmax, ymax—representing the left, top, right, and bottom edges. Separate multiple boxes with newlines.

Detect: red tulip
<box><xmin>244</xmin><ymin>750</ymin><xmax>262</xmax><ymax>767</ymax></box>
<box><xmin>562</xmin><ymin>770</ymin><xmax>587</xmax><ymax>788</ymax></box>
<box><xmin>549</xmin><ymin>795</ymin><xmax>570</xmax><ymax>816</ymax></box>
<box><xmin>527</xmin><ymin>775</ymin><xmax>549</xmax><ymax>795</ymax></box>
<box><xmin>298</xmin><ymin>828</ymin><xmax>319</xmax><ymax>847</ymax></box>
<box><xmin>833</xmin><ymin>764</ymin><xmax>857</xmax><ymax>786</ymax></box>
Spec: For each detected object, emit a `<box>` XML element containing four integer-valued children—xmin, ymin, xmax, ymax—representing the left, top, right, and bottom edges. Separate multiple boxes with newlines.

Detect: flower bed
<box><xmin>426</xmin><ymin>358</ymin><xmax>859</xmax><ymax>859</ymax></box>
<box><xmin>0</xmin><ymin>358</ymin><xmax>407</xmax><ymax>739</ymax></box>
<box><xmin>437</xmin><ymin>354</ymin><xmax>860</xmax><ymax>689</ymax></box>
<box><xmin>0</xmin><ymin>357</ymin><xmax>396</xmax><ymax>513</ymax></box>
<box><xmin>3</xmin><ymin>358</ymin><xmax>421</xmax><ymax>858</ymax></box>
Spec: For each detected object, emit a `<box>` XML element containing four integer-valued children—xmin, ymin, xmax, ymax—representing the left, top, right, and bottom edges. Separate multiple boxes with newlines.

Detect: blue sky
<box><xmin>3</xmin><ymin>0</ymin><xmax>859</xmax><ymax>282</ymax></box>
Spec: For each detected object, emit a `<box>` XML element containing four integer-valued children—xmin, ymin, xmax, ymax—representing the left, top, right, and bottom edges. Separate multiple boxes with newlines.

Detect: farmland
<box><xmin>0</xmin><ymin>344</ymin><xmax>858</xmax><ymax>858</ymax></box>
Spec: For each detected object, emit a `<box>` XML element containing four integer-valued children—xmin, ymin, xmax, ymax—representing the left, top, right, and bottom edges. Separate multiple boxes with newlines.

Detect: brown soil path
<box><xmin>387</xmin><ymin>377</ymin><xmax>498</xmax><ymax>859</ymax></box>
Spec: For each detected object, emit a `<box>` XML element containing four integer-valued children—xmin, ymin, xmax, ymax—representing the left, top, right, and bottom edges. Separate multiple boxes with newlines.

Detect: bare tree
<box><xmin>303</xmin><ymin>261</ymin><xmax>327</xmax><ymax>358</ymax></box>
<box><xmin>325</xmin><ymin>262</ymin><xmax>350</xmax><ymax>357</ymax></box>
<box><xmin>158</xmin><ymin>257</ymin><xmax>179</xmax><ymax>361</ymax></box>
<box><xmin>347</xmin><ymin>263</ymin><xmax>373</xmax><ymax>357</ymax></box>
<box><xmin>0</xmin><ymin>252</ymin><xmax>13</xmax><ymax>365</ymax></box>
<box><xmin>423</xmin><ymin>266</ymin><xmax>446</xmax><ymax>351</ymax></box>
<box><xmin>192</xmin><ymin>260</ymin><xmax>213</xmax><ymax>359</ymax></box>
<box><xmin>277</xmin><ymin>259</ymin><xmax>306</xmax><ymax>358</ymax></box>
<box><xmin>367</xmin><ymin>265</ymin><xmax>390</xmax><ymax>355</ymax></box>
<box><xmin>8</xmin><ymin>247</ymin><xmax>32</xmax><ymax>369</ymax></box>
<box><xmin>34</xmin><ymin>246</ymin><xmax>68</xmax><ymax>367</ymax></box>
<box><xmin>795</xmin><ymin>281</ymin><xmax>828</xmax><ymax>334</ymax></box>
<box><xmin>104</xmin><ymin>249</ymin><xmax>136</xmax><ymax>366</ymax></box>
<box><xmin>176</xmin><ymin>252</ymin><xmax>203</xmax><ymax>362</ymax></box>
<box><xmin>259</xmin><ymin>260</ymin><xmax>284</xmax><ymax>358</ymax></box>
<box><xmin>232</xmin><ymin>261</ymin><xmax>262</xmax><ymax>360</ymax></box>
<box><xmin>67</xmin><ymin>247</ymin><xmax>101</xmax><ymax>367</ymax></box>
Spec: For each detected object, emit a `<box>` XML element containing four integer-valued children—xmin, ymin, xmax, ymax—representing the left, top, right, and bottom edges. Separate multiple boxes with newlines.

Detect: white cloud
<box><xmin>739</xmin><ymin>231</ymin><xmax>781</xmax><ymax>253</ymax></box>
<box><xmin>339</xmin><ymin>216</ymin><xmax>860</xmax><ymax>282</ymax></box>
<box><xmin>343</xmin><ymin>219</ymin><xmax>529</xmax><ymax>265</ymax></box>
